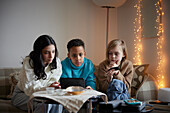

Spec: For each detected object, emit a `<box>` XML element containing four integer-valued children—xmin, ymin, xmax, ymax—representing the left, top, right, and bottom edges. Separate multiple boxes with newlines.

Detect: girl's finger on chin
<box><xmin>109</xmin><ymin>62</ymin><xmax>114</xmax><ymax>66</ymax></box>
<box><xmin>110</xmin><ymin>61</ymin><xmax>114</xmax><ymax>64</ymax></box>
<box><xmin>116</xmin><ymin>60</ymin><xmax>120</xmax><ymax>65</ymax></box>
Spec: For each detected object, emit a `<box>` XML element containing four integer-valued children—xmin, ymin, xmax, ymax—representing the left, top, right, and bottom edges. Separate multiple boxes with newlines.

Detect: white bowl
<box><xmin>66</xmin><ymin>86</ymin><xmax>85</xmax><ymax>95</ymax></box>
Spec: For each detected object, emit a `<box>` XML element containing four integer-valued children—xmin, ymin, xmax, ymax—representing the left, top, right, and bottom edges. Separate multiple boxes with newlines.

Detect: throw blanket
<box><xmin>107</xmin><ymin>79</ymin><xmax>130</xmax><ymax>101</ymax></box>
<box><xmin>28</xmin><ymin>89</ymin><xmax>107</xmax><ymax>113</ymax></box>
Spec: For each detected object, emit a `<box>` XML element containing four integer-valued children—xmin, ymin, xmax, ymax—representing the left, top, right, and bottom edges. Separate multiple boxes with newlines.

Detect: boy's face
<box><xmin>68</xmin><ymin>46</ymin><xmax>86</xmax><ymax>67</ymax></box>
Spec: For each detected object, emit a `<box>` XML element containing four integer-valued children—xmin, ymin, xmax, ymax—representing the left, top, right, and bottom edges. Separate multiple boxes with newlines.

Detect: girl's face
<box><xmin>42</xmin><ymin>44</ymin><xmax>55</xmax><ymax>66</ymax></box>
<box><xmin>68</xmin><ymin>46</ymin><xmax>86</xmax><ymax>67</ymax></box>
<box><xmin>108</xmin><ymin>45</ymin><xmax>125</xmax><ymax>66</ymax></box>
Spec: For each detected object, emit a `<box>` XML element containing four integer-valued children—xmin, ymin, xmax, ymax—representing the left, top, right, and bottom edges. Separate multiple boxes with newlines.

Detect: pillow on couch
<box><xmin>0</xmin><ymin>68</ymin><xmax>20</xmax><ymax>99</ymax></box>
<box><xmin>136</xmin><ymin>73</ymin><xmax>158</xmax><ymax>101</ymax></box>
<box><xmin>131</xmin><ymin>64</ymin><xmax>149</xmax><ymax>97</ymax></box>
<box><xmin>7</xmin><ymin>71</ymin><xmax>20</xmax><ymax>99</ymax></box>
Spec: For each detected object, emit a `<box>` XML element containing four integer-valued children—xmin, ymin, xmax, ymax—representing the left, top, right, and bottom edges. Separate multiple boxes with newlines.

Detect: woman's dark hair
<box><xmin>29</xmin><ymin>35</ymin><xmax>58</xmax><ymax>80</ymax></box>
<box><xmin>67</xmin><ymin>39</ymin><xmax>85</xmax><ymax>52</ymax></box>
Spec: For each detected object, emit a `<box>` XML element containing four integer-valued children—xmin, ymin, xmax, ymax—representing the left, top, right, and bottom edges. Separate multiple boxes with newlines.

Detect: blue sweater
<box><xmin>61</xmin><ymin>57</ymin><xmax>96</xmax><ymax>90</ymax></box>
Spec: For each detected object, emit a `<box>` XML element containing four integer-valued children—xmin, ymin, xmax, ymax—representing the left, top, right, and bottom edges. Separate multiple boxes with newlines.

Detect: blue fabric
<box><xmin>47</xmin><ymin>104</ymin><xmax>63</xmax><ymax>113</ymax></box>
<box><xmin>61</xmin><ymin>57</ymin><xmax>96</xmax><ymax>90</ymax></box>
<box><xmin>107</xmin><ymin>79</ymin><xmax>130</xmax><ymax>101</ymax></box>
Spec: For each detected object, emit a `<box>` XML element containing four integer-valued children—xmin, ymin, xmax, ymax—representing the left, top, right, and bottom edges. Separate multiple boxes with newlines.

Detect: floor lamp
<box><xmin>102</xmin><ymin>6</ymin><xmax>115</xmax><ymax>49</ymax></box>
<box><xmin>92</xmin><ymin>0</ymin><xmax>127</xmax><ymax>49</ymax></box>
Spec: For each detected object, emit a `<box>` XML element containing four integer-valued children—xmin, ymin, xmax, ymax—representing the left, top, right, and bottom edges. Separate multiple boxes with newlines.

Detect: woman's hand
<box><xmin>86</xmin><ymin>86</ymin><xmax>93</xmax><ymax>90</ymax></box>
<box><xmin>49</xmin><ymin>81</ymin><xmax>61</xmax><ymax>89</ymax></box>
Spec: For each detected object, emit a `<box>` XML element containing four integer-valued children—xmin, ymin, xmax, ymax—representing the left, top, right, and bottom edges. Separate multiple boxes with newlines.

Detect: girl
<box><xmin>97</xmin><ymin>39</ymin><xmax>133</xmax><ymax>95</ymax></box>
<box><xmin>11</xmin><ymin>35</ymin><xmax>62</xmax><ymax>112</ymax></box>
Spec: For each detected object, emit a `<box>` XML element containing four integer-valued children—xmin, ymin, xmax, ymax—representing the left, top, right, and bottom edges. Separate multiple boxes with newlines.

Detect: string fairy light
<box><xmin>134</xmin><ymin>0</ymin><xmax>165</xmax><ymax>88</ymax></box>
<box><xmin>133</xmin><ymin>0</ymin><xmax>143</xmax><ymax>65</ymax></box>
<box><xmin>155</xmin><ymin>0</ymin><xmax>165</xmax><ymax>88</ymax></box>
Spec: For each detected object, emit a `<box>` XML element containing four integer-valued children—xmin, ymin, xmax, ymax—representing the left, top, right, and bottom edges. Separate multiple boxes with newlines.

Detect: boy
<box><xmin>61</xmin><ymin>39</ymin><xmax>96</xmax><ymax>90</ymax></box>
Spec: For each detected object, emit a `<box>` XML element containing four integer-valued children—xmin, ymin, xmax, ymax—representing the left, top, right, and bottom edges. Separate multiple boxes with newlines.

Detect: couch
<box><xmin>0</xmin><ymin>64</ymin><xmax>158</xmax><ymax>113</ymax></box>
<box><xmin>0</xmin><ymin>68</ymin><xmax>26</xmax><ymax>113</ymax></box>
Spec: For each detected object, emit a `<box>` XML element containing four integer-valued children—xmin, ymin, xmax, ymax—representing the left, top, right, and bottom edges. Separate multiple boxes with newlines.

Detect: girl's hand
<box><xmin>86</xmin><ymin>86</ymin><xmax>93</xmax><ymax>90</ymax></box>
<box><xmin>49</xmin><ymin>82</ymin><xmax>61</xmax><ymax>89</ymax></box>
<box><xmin>107</xmin><ymin>61</ymin><xmax>119</xmax><ymax>82</ymax></box>
<box><xmin>109</xmin><ymin>60</ymin><xmax>119</xmax><ymax>67</ymax></box>
<box><xmin>107</xmin><ymin>61</ymin><xmax>119</xmax><ymax>74</ymax></box>
<box><xmin>107</xmin><ymin>69</ymin><xmax>119</xmax><ymax>77</ymax></box>
<box><xmin>107</xmin><ymin>69</ymin><xmax>119</xmax><ymax>82</ymax></box>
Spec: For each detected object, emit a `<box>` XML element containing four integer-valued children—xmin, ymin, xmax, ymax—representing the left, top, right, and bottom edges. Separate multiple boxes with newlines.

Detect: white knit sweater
<box><xmin>17</xmin><ymin>57</ymin><xmax>62</xmax><ymax>96</ymax></box>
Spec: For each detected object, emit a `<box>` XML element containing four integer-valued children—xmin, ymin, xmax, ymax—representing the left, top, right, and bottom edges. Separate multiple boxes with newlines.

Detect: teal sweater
<box><xmin>61</xmin><ymin>57</ymin><xmax>96</xmax><ymax>90</ymax></box>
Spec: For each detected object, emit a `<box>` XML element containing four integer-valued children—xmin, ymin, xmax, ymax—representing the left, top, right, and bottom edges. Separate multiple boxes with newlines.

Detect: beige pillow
<box><xmin>131</xmin><ymin>64</ymin><xmax>149</xmax><ymax>97</ymax></box>
<box><xmin>7</xmin><ymin>71</ymin><xmax>20</xmax><ymax>98</ymax></box>
<box><xmin>136</xmin><ymin>73</ymin><xmax>158</xmax><ymax>101</ymax></box>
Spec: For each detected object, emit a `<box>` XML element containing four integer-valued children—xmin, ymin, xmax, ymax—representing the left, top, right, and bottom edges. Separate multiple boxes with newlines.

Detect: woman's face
<box><xmin>108</xmin><ymin>45</ymin><xmax>125</xmax><ymax>66</ymax></box>
<box><xmin>42</xmin><ymin>44</ymin><xmax>55</xmax><ymax>66</ymax></box>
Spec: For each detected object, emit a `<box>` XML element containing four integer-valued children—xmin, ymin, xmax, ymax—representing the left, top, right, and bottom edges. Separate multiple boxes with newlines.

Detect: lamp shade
<box><xmin>92</xmin><ymin>0</ymin><xmax>127</xmax><ymax>7</ymax></box>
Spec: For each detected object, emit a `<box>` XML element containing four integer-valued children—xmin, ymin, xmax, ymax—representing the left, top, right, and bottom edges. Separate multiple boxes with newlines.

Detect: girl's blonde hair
<box><xmin>106</xmin><ymin>39</ymin><xmax>128</xmax><ymax>61</ymax></box>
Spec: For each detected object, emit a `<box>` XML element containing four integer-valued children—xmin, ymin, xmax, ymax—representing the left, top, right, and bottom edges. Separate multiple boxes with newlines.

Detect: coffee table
<box><xmin>28</xmin><ymin>89</ymin><xmax>107</xmax><ymax>113</ymax></box>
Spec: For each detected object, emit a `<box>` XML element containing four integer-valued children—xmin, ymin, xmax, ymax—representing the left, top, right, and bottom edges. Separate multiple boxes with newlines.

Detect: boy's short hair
<box><xmin>67</xmin><ymin>39</ymin><xmax>85</xmax><ymax>52</ymax></box>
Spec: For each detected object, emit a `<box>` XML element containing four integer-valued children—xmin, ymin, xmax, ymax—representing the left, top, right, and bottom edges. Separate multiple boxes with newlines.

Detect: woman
<box><xmin>11</xmin><ymin>35</ymin><xmax>62</xmax><ymax>113</ymax></box>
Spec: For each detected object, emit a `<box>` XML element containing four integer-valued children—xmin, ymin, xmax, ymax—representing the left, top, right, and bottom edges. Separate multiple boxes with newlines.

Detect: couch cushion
<box><xmin>0</xmin><ymin>99</ymin><xmax>27</xmax><ymax>113</ymax></box>
<box><xmin>135</xmin><ymin>74</ymin><xmax>158</xmax><ymax>101</ymax></box>
<box><xmin>131</xmin><ymin>64</ymin><xmax>149</xmax><ymax>97</ymax></box>
<box><xmin>0</xmin><ymin>76</ymin><xmax>11</xmax><ymax>99</ymax></box>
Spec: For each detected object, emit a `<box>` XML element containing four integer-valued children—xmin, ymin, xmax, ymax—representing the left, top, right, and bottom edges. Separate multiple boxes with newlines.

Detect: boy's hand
<box><xmin>86</xmin><ymin>86</ymin><xmax>93</xmax><ymax>90</ymax></box>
